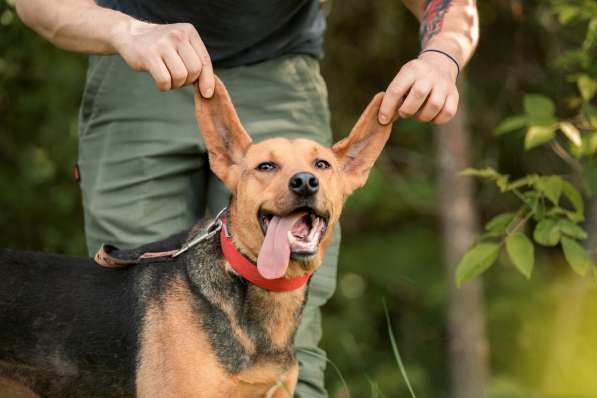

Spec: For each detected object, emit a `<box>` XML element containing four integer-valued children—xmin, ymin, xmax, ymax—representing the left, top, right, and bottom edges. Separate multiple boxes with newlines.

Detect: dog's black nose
<box><xmin>289</xmin><ymin>172</ymin><xmax>319</xmax><ymax>196</ymax></box>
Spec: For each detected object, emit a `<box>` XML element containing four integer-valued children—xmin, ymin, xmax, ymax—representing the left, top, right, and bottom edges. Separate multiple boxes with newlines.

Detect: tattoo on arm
<box><xmin>420</xmin><ymin>0</ymin><xmax>452</xmax><ymax>45</ymax></box>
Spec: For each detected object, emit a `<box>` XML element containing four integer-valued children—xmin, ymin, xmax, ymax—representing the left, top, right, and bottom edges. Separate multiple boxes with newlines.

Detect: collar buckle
<box><xmin>171</xmin><ymin>207</ymin><xmax>227</xmax><ymax>258</ymax></box>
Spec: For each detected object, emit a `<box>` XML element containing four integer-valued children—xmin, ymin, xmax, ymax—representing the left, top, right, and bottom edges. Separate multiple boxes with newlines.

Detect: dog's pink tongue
<box><xmin>257</xmin><ymin>213</ymin><xmax>305</xmax><ymax>279</ymax></box>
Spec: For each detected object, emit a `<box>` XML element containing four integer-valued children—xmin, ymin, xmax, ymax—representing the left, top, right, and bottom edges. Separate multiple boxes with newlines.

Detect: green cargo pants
<box><xmin>78</xmin><ymin>54</ymin><xmax>339</xmax><ymax>397</ymax></box>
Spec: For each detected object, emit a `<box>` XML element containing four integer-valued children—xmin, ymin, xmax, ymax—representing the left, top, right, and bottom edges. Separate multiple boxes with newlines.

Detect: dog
<box><xmin>0</xmin><ymin>77</ymin><xmax>392</xmax><ymax>398</ymax></box>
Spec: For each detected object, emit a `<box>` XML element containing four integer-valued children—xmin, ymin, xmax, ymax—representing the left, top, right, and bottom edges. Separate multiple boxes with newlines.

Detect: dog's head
<box><xmin>195</xmin><ymin>77</ymin><xmax>392</xmax><ymax>280</ymax></box>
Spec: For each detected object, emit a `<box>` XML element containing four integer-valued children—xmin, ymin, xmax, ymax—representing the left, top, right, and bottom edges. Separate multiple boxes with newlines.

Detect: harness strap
<box><xmin>94</xmin><ymin>244</ymin><xmax>146</xmax><ymax>268</ymax></box>
<box><xmin>94</xmin><ymin>208</ymin><xmax>311</xmax><ymax>292</ymax></box>
<box><xmin>138</xmin><ymin>250</ymin><xmax>179</xmax><ymax>259</ymax></box>
<box><xmin>95</xmin><ymin>208</ymin><xmax>227</xmax><ymax>269</ymax></box>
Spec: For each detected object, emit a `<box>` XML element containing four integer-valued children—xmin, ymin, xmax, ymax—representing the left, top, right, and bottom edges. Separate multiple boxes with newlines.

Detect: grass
<box><xmin>315</xmin><ymin>299</ymin><xmax>418</xmax><ymax>397</ymax></box>
<box><xmin>383</xmin><ymin>298</ymin><xmax>417</xmax><ymax>398</ymax></box>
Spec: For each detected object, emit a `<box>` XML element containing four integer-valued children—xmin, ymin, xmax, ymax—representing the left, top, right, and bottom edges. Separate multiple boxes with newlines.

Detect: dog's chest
<box><xmin>135</xmin><ymin>276</ymin><xmax>300</xmax><ymax>397</ymax></box>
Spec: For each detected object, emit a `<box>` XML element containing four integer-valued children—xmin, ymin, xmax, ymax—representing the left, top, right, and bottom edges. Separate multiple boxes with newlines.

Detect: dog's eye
<box><xmin>256</xmin><ymin>162</ymin><xmax>277</xmax><ymax>172</ymax></box>
<box><xmin>314</xmin><ymin>159</ymin><xmax>330</xmax><ymax>170</ymax></box>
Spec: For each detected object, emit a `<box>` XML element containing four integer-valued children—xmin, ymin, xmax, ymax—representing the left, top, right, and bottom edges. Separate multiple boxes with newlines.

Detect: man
<box><xmin>15</xmin><ymin>0</ymin><xmax>478</xmax><ymax>396</ymax></box>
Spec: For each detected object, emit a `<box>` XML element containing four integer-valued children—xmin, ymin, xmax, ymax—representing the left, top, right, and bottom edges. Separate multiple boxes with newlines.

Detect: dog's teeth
<box><xmin>307</xmin><ymin>218</ymin><xmax>320</xmax><ymax>240</ymax></box>
<box><xmin>288</xmin><ymin>231</ymin><xmax>298</xmax><ymax>245</ymax></box>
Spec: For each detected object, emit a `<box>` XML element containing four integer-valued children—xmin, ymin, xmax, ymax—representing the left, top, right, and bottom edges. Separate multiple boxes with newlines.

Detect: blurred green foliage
<box><xmin>1</xmin><ymin>0</ymin><xmax>596</xmax><ymax>397</ymax></box>
<box><xmin>457</xmin><ymin>3</ymin><xmax>596</xmax><ymax>286</ymax></box>
<box><xmin>0</xmin><ymin>0</ymin><xmax>87</xmax><ymax>253</ymax></box>
<box><xmin>322</xmin><ymin>1</ymin><xmax>597</xmax><ymax>397</ymax></box>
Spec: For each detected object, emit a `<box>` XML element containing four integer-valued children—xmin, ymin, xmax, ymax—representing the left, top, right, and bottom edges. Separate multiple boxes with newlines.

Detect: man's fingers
<box><xmin>380</xmin><ymin>57</ymin><xmax>461</xmax><ymax>125</ymax></box>
<box><xmin>161</xmin><ymin>47</ymin><xmax>188</xmax><ymax>89</ymax></box>
<box><xmin>177</xmin><ymin>40</ymin><xmax>202</xmax><ymax>86</ymax></box>
<box><xmin>398</xmin><ymin>81</ymin><xmax>432</xmax><ymax>119</ymax></box>
<box><xmin>433</xmin><ymin>91</ymin><xmax>459</xmax><ymax>124</ymax></box>
<box><xmin>146</xmin><ymin>55</ymin><xmax>172</xmax><ymax>91</ymax></box>
<box><xmin>190</xmin><ymin>36</ymin><xmax>215</xmax><ymax>98</ymax></box>
<box><xmin>198</xmin><ymin>58</ymin><xmax>215</xmax><ymax>98</ymax></box>
<box><xmin>117</xmin><ymin>22</ymin><xmax>214</xmax><ymax>93</ymax></box>
<box><xmin>417</xmin><ymin>88</ymin><xmax>447</xmax><ymax>122</ymax></box>
<box><xmin>379</xmin><ymin>71</ymin><xmax>416</xmax><ymax>124</ymax></box>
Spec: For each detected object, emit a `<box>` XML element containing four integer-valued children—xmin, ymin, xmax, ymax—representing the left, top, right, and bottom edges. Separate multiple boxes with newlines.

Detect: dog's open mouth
<box><xmin>259</xmin><ymin>208</ymin><xmax>328</xmax><ymax>255</ymax></box>
<box><xmin>256</xmin><ymin>207</ymin><xmax>328</xmax><ymax>279</ymax></box>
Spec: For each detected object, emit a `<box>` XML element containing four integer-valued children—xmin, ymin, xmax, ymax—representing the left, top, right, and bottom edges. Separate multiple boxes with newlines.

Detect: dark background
<box><xmin>1</xmin><ymin>0</ymin><xmax>596</xmax><ymax>396</ymax></box>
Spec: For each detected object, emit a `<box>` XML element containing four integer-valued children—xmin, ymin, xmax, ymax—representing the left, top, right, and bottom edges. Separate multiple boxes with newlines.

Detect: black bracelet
<box><xmin>419</xmin><ymin>49</ymin><xmax>460</xmax><ymax>78</ymax></box>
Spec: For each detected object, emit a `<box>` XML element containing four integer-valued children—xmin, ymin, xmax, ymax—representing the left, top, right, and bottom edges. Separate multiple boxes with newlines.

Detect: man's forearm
<box><xmin>406</xmin><ymin>0</ymin><xmax>479</xmax><ymax>69</ymax></box>
<box><xmin>16</xmin><ymin>0</ymin><xmax>133</xmax><ymax>54</ymax></box>
<box><xmin>17</xmin><ymin>0</ymin><xmax>215</xmax><ymax>94</ymax></box>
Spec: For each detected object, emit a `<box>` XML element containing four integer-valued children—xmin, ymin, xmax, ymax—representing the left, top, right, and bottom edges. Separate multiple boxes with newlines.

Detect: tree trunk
<box><xmin>434</xmin><ymin>81</ymin><xmax>489</xmax><ymax>398</ymax></box>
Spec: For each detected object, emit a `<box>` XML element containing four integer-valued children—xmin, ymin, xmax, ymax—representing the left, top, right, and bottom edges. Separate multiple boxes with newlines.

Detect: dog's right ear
<box><xmin>332</xmin><ymin>92</ymin><xmax>392</xmax><ymax>196</ymax></box>
<box><xmin>195</xmin><ymin>77</ymin><xmax>252</xmax><ymax>192</ymax></box>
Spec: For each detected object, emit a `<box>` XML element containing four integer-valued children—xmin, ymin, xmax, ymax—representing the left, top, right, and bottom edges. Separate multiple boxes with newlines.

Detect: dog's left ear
<box><xmin>195</xmin><ymin>77</ymin><xmax>252</xmax><ymax>192</ymax></box>
<box><xmin>332</xmin><ymin>92</ymin><xmax>392</xmax><ymax>196</ymax></box>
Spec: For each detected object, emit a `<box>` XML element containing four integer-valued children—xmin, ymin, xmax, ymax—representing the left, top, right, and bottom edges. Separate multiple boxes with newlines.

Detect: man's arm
<box><xmin>15</xmin><ymin>0</ymin><xmax>215</xmax><ymax>95</ymax></box>
<box><xmin>379</xmin><ymin>0</ymin><xmax>479</xmax><ymax>125</ymax></box>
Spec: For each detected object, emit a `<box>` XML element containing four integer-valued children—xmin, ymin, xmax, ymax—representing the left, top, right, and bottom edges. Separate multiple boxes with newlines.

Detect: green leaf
<box><xmin>479</xmin><ymin>230</ymin><xmax>507</xmax><ymax>241</ymax></box>
<box><xmin>584</xmin><ymin>104</ymin><xmax>597</xmax><ymax>128</ymax></box>
<box><xmin>558</xmin><ymin>219</ymin><xmax>588</xmax><ymax>240</ymax></box>
<box><xmin>582</xmin><ymin>132</ymin><xmax>597</xmax><ymax>156</ymax></box>
<box><xmin>456</xmin><ymin>243</ymin><xmax>500</xmax><ymax>286</ymax></box>
<box><xmin>485</xmin><ymin>212</ymin><xmax>516</xmax><ymax>234</ymax></box>
<box><xmin>585</xmin><ymin>19</ymin><xmax>597</xmax><ymax>50</ymax></box>
<box><xmin>535</xmin><ymin>176</ymin><xmax>562</xmax><ymax>205</ymax></box>
<box><xmin>578</xmin><ymin>74</ymin><xmax>597</xmax><ymax>102</ymax></box>
<box><xmin>508</xmin><ymin>175</ymin><xmax>538</xmax><ymax>190</ymax></box>
<box><xmin>533</xmin><ymin>218</ymin><xmax>560</xmax><ymax>247</ymax></box>
<box><xmin>547</xmin><ymin>207</ymin><xmax>583</xmax><ymax>223</ymax></box>
<box><xmin>459</xmin><ymin>168</ymin><xmax>510</xmax><ymax>192</ymax></box>
<box><xmin>582</xmin><ymin>160</ymin><xmax>597</xmax><ymax>197</ymax></box>
<box><xmin>525</xmin><ymin>125</ymin><xmax>556</xmax><ymax>150</ymax></box>
<box><xmin>556</xmin><ymin>5</ymin><xmax>579</xmax><ymax>24</ymax></box>
<box><xmin>494</xmin><ymin>115</ymin><xmax>528</xmax><ymax>136</ymax></box>
<box><xmin>559</xmin><ymin>122</ymin><xmax>582</xmax><ymax>147</ymax></box>
<box><xmin>524</xmin><ymin>95</ymin><xmax>556</xmax><ymax>125</ymax></box>
<box><xmin>561</xmin><ymin>180</ymin><xmax>584</xmax><ymax>219</ymax></box>
<box><xmin>505</xmin><ymin>232</ymin><xmax>534</xmax><ymax>279</ymax></box>
<box><xmin>561</xmin><ymin>236</ymin><xmax>593</xmax><ymax>276</ymax></box>
<box><xmin>459</xmin><ymin>167</ymin><xmax>501</xmax><ymax>178</ymax></box>
<box><xmin>524</xmin><ymin>94</ymin><xmax>555</xmax><ymax>117</ymax></box>
<box><xmin>495</xmin><ymin>176</ymin><xmax>511</xmax><ymax>192</ymax></box>
<box><xmin>563</xmin><ymin>210</ymin><xmax>584</xmax><ymax>223</ymax></box>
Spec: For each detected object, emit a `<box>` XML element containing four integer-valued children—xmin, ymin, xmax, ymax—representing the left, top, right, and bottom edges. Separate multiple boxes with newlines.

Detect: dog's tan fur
<box><xmin>130</xmin><ymin>81</ymin><xmax>390</xmax><ymax>398</ymax></box>
<box><xmin>0</xmin><ymin>377</ymin><xmax>40</xmax><ymax>398</ymax></box>
<box><xmin>136</xmin><ymin>275</ymin><xmax>305</xmax><ymax>397</ymax></box>
<box><xmin>136</xmin><ymin>79</ymin><xmax>391</xmax><ymax>397</ymax></box>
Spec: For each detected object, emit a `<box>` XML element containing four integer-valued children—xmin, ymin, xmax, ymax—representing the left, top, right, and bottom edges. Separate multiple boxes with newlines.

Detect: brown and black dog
<box><xmin>0</xmin><ymin>78</ymin><xmax>392</xmax><ymax>397</ymax></box>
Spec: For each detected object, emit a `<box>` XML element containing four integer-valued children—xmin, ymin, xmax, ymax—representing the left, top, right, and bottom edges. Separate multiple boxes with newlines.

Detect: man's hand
<box><xmin>380</xmin><ymin>0</ymin><xmax>479</xmax><ymax>125</ymax></box>
<box><xmin>378</xmin><ymin>50</ymin><xmax>459</xmax><ymax>126</ymax></box>
<box><xmin>111</xmin><ymin>20</ymin><xmax>215</xmax><ymax>96</ymax></box>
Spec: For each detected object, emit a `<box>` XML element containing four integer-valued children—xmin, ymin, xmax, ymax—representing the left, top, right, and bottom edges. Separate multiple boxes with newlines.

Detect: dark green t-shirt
<box><xmin>97</xmin><ymin>0</ymin><xmax>325</xmax><ymax>68</ymax></box>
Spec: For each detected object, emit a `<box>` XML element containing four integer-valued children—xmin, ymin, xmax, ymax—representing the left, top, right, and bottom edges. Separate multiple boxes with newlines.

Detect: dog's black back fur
<box><xmin>0</xmin><ymin>231</ymin><xmax>189</xmax><ymax>397</ymax></box>
<box><xmin>0</xmin><ymin>249</ymin><xmax>139</xmax><ymax>397</ymax></box>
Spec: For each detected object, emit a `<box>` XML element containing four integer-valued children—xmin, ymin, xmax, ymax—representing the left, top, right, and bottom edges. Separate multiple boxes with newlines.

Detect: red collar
<box><xmin>219</xmin><ymin>227</ymin><xmax>311</xmax><ymax>292</ymax></box>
